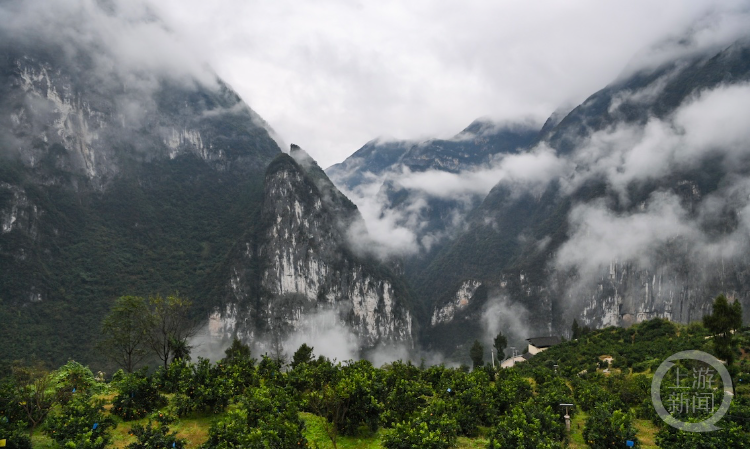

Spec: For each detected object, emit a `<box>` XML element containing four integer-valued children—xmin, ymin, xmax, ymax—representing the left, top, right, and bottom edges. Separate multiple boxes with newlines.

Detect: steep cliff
<box><xmin>0</xmin><ymin>1</ymin><xmax>281</xmax><ymax>367</ymax></box>
<box><xmin>410</xmin><ymin>39</ymin><xmax>750</xmax><ymax>356</ymax></box>
<box><xmin>208</xmin><ymin>147</ymin><xmax>414</xmax><ymax>352</ymax></box>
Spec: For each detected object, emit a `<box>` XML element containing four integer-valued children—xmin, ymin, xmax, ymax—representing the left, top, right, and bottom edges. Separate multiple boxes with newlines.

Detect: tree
<box><xmin>469</xmin><ymin>340</ymin><xmax>484</xmax><ymax>370</ymax></box>
<box><xmin>382</xmin><ymin>399</ymin><xmax>458</xmax><ymax>449</ymax></box>
<box><xmin>46</xmin><ymin>394</ymin><xmax>116</xmax><ymax>449</ymax></box>
<box><xmin>487</xmin><ymin>404</ymin><xmax>564</xmax><ymax>449</ymax></box>
<box><xmin>12</xmin><ymin>362</ymin><xmax>63</xmax><ymax>438</ymax></box>
<box><xmin>98</xmin><ymin>296</ymin><xmax>150</xmax><ymax>373</ymax></box>
<box><xmin>172</xmin><ymin>359</ymin><xmax>232</xmax><ymax>416</ymax></box>
<box><xmin>221</xmin><ymin>338</ymin><xmax>257</xmax><ymax>395</ymax></box>
<box><xmin>147</xmin><ymin>294</ymin><xmax>197</xmax><ymax>369</ymax></box>
<box><xmin>572</xmin><ymin>319</ymin><xmax>592</xmax><ymax>339</ymax></box>
<box><xmin>309</xmin><ymin>383</ymin><xmax>345</xmax><ymax>449</ymax></box>
<box><xmin>381</xmin><ymin>378</ymin><xmax>430</xmax><ymax>428</ymax></box>
<box><xmin>291</xmin><ymin>343</ymin><xmax>315</xmax><ymax>368</ymax></box>
<box><xmin>703</xmin><ymin>294</ymin><xmax>743</xmax><ymax>364</ymax></box>
<box><xmin>583</xmin><ymin>403</ymin><xmax>639</xmax><ymax>449</ymax></box>
<box><xmin>111</xmin><ymin>369</ymin><xmax>167</xmax><ymax>421</ymax></box>
<box><xmin>0</xmin><ymin>377</ymin><xmax>32</xmax><ymax>449</ymax></box>
<box><xmin>169</xmin><ymin>337</ymin><xmax>192</xmax><ymax>363</ymax></box>
<box><xmin>223</xmin><ymin>337</ymin><xmax>252</xmax><ymax>362</ymax></box>
<box><xmin>308</xmin><ymin>360</ymin><xmax>382</xmax><ymax>447</ymax></box>
<box><xmin>128</xmin><ymin>420</ymin><xmax>186</xmax><ymax>449</ymax></box>
<box><xmin>493</xmin><ymin>332</ymin><xmax>507</xmax><ymax>361</ymax></box>
<box><xmin>656</xmin><ymin>420</ymin><xmax>750</xmax><ymax>447</ymax></box>
<box><xmin>201</xmin><ymin>385</ymin><xmax>306</xmax><ymax>449</ymax></box>
<box><xmin>704</xmin><ymin>294</ymin><xmax>743</xmax><ymax>338</ymax></box>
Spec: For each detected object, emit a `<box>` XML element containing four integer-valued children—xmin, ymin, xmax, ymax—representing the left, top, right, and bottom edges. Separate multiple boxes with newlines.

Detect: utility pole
<box><xmin>560</xmin><ymin>403</ymin><xmax>574</xmax><ymax>433</ymax></box>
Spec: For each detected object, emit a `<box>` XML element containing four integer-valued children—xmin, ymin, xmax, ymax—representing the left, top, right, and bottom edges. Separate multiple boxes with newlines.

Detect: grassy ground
<box><xmin>301</xmin><ymin>412</ymin><xmax>384</xmax><ymax>449</ymax></box>
<box><xmin>568</xmin><ymin>411</ymin><xmax>588</xmax><ymax>448</ymax></box>
<box><xmin>633</xmin><ymin>419</ymin><xmax>659</xmax><ymax>448</ymax></box>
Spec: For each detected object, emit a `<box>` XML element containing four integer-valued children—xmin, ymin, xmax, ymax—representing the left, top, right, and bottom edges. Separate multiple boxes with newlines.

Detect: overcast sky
<box><xmin>151</xmin><ymin>0</ymin><xmax>748</xmax><ymax>168</ymax></box>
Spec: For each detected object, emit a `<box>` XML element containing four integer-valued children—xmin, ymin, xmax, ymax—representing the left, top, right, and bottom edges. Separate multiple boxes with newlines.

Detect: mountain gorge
<box><xmin>0</xmin><ymin>0</ymin><xmax>412</xmax><ymax>368</ymax></box>
<box><xmin>206</xmin><ymin>146</ymin><xmax>414</xmax><ymax>356</ymax></box>
<box><xmin>328</xmin><ymin>37</ymin><xmax>750</xmax><ymax>359</ymax></box>
<box><xmin>3</xmin><ymin>0</ymin><xmax>750</xmax><ymax>370</ymax></box>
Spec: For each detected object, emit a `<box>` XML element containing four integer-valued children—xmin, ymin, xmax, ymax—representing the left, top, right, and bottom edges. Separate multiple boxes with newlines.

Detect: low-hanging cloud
<box><xmin>481</xmin><ymin>295</ymin><xmax>531</xmax><ymax>359</ymax></box>
<box><xmin>582</xmin><ymin>82</ymin><xmax>750</xmax><ymax>192</ymax></box>
<box><xmin>555</xmin><ymin>192</ymin><xmax>701</xmax><ymax>276</ymax></box>
<box><xmin>0</xmin><ymin>0</ymin><xmax>217</xmax><ymax>91</ymax></box>
<box><xmin>396</xmin><ymin>147</ymin><xmax>566</xmax><ymax>199</ymax></box>
<box><xmin>339</xmin><ymin>145</ymin><xmax>567</xmax><ymax>260</ymax></box>
<box><xmin>281</xmin><ymin>309</ymin><xmax>360</xmax><ymax>362</ymax></box>
<box><xmin>551</xmin><ymin>79</ymin><xmax>750</xmax><ymax>312</ymax></box>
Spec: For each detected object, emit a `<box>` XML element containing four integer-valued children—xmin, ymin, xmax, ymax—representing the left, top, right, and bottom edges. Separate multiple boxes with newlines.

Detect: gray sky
<box><xmin>152</xmin><ymin>0</ymin><xmax>748</xmax><ymax>168</ymax></box>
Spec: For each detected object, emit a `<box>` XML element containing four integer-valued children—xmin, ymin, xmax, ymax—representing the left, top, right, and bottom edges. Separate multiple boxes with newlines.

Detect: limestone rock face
<box><xmin>211</xmin><ymin>148</ymin><xmax>413</xmax><ymax>351</ymax></box>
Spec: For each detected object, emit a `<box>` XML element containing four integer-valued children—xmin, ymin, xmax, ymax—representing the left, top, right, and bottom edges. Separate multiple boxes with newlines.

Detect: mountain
<box><xmin>205</xmin><ymin>146</ymin><xmax>414</xmax><ymax>355</ymax></box>
<box><xmin>326</xmin><ymin>119</ymin><xmax>540</xmax><ymax>272</ymax></box>
<box><xmin>328</xmin><ymin>119</ymin><xmax>539</xmax><ymax>190</ymax></box>
<box><xmin>415</xmin><ymin>38</ymin><xmax>750</xmax><ymax>357</ymax></box>
<box><xmin>0</xmin><ymin>13</ymin><xmax>283</xmax><ymax>367</ymax></box>
<box><xmin>0</xmin><ymin>1</ymin><xmax>408</xmax><ymax>370</ymax></box>
<box><xmin>4</xmin><ymin>0</ymin><xmax>750</xmax><ymax>368</ymax></box>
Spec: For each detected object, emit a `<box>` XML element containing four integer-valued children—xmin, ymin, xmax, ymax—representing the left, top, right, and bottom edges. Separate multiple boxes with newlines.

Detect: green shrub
<box><xmin>0</xmin><ymin>378</ymin><xmax>31</xmax><ymax>449</ymax></box>
<box><xmin>112</xmin><ymin>369</ymin><xmax>166</xmax><ymax>420</ymax></box>
<box><xmin>201</xmin><ymin>386</ymin><xmax>307</xmax><ymax>448</ymax></box>
<box><xmin>52</xmin><ymin>360</ymin><xmax>102</xmax><ymax>403</ymax></box>
<box><xmin>487</xmin><ymin>403</ymin><xmax>564</xmax><ymax>449</ymax></box>
<box><xmin>127</xmin><ymin>421</ymin><xmax>186</xmax><ymax>449</ymax></box>
<box><xmin>46</xmin><ymin>394</ymin><xmax>116</xmax><ymax>449</ymax></box>
<box><xmin>487</xmin><ymin>369</ymin><xmax>533</xmax><ymax>420</ymax></box>
<box><xmin>381</xmin><ymin>398</ymin><xmax>458</xmax><ymax>449</ymax></box>
<box><xmin>171</xmin><ymin>358</ymin><xmax>232</xmax><ymax>416</ymax></box>
<box><xmin>154</xmin><ymin>359</ymin><xmax>192</xmax><ymax>394</ymax></box>
<box><xmin>381</xmin><ymin>378</ymin><xmax>430</xmax><ymax>428</ymax></box>
<box><xmin>583</xmin><ymin>402</ymin><xmax>639</xmax><ymax>449</ymax></box>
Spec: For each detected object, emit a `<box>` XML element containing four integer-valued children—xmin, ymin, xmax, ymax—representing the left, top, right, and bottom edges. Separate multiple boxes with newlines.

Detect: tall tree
<box><xmin>291</xmin><ymin>343</ymin><xmax>315</xmax><ymax>368</ymax></box>
<box><xmin>147</xmin><ymin>294</ymin><xmax>197</xmax><ymax>369</ymax></box>
<box><xmin>98</xmin><ymin>296</ymin><xmax>150</xmax><ymax>373</ymax></box>
<box><xmin>169</xmin><ymin>337</ymin><xmax>192</xmax><ymax>363</ymax></box>
<box><xmin>223</xmin><ymin>337</ymin><xmax>252</xmax><ymax>362</ymax></box>
<box><xmin>703</xmin><ymin>294</ymin><xmax>743</xmax><ymax>364</ymax></box>
<box><xmin>493</xmin><ymin>332</ymin><xmax>508</xmax><ymax>361</ymax></box>
<box><xmin>470</xmin><ymin>340</ymin><xmax>484</xmax><ymax>370</ymax></box>
<box><xmin>572</xmin><ymin>319</ymin><xmax>581</xmax><ymax>340</ymax></box>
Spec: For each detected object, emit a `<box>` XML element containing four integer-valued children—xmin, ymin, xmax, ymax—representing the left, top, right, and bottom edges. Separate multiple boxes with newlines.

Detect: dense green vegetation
<box><xmin>0</xmin><ymin>154</ymin><xmax>268</xmax><ymax>371</ymax></box>
<box><xmin>3</xmin><ymin>312</ymin><xmax>750</xmax><ymax>448</ymax></box>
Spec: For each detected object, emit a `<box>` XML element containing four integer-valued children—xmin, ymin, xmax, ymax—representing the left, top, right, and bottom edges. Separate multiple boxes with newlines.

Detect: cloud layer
<box><xmin>151</xmin><ymin>0</ymin><xmax>750</xmax><ymax>167</ymax></box>
<box><xmin>553</xmin><ymin>81</ymin><xmax>750</xmax><ymax>293</ymax></box>
<box><xmin>0</xmin><ymin>0</ymin><xmax>217</xmax><ymax>91</ymax></box>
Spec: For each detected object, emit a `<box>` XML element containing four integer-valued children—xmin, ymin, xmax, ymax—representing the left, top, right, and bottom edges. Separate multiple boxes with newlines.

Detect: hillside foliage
<box><xmin>2</xmin><ymin>317</ymin><xmax>750</xmax><ymax>448</ymax></box>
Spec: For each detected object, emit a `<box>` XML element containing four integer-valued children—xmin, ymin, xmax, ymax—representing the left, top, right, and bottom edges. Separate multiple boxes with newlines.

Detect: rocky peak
<box><xmin>211</xmin><ymin>149</ymin><xmax>413</xmax><ymax>352</ymax></box>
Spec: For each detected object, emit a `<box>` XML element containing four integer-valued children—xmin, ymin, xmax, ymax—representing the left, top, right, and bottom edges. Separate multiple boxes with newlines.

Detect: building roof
<box><xmin>526</xmin><ymin>336</ymin><xmax>561</xmax><ymax>348</ymax></box>
<box><xmin>521</xmin><ymin>352</ymin><xmax>534</xmax><ymax>360</ymax></box>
